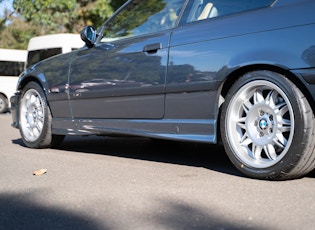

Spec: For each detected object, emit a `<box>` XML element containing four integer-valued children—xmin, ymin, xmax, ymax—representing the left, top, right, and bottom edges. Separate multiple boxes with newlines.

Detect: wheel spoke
<box><xmin>277</xmin><ymin>118</ymin><xmax>291</xmax><ymax>132</ymax></box>
<box><xmin>30</xmin><ymin>94</ymin><xmax>37</xmax><ymax>103</ymax></box>
<box><xmin>35</xmin><ymin>96</ymin><xmax>41</xmax><ymax>107</ymax></box>
<box><xmin>37</xmin><ymin>120</ymin><xmax>44</xmax><ymax>130</ymax></box>
<box><xmin>240</xmin><ymin>133</ymin><xmax>252</xmax><ymax>146</ymax></box>
<box><xmin>242</xmin><ymin>100</ymin><xmax>252</xmax><ymax>113</ymax></box>
<box><xmin>236</xmin><ymin>117</ymin><xmax>246</xmax><ymax>130</ymax></box>
<box><xmin>26</xmin><ymin>99</ymin><xmax>31</xmax><ymax>108</ymax></box>
<box><xmin>254</xmin><ymin>89</ymin><xmax>264</xmax><ymax>104</ymax></box>
<box><xmin>252</xmin><ymin>144</ymin><xmax>263</xmax><ymax>159</ymax></box>
<box><xmin>265</xmin><ymin>89</ymin><xmax>277</xmax><ymax>107</ymax></box>
<box><xmin>264</xmin><ymin>144</ymin><xmax>277</xmax><ymax>161</ymax></box>
<box><xmin>275</xmin><ymin>102</ymin><xmax>287</xmax><ymax>114</ymax></box>
<box><xmin>274</xmin><ymin>133</ymin><xmax>286</xmax><ymax>148</ymax></box>
<box><xmin>33</xmin><ymin>126</ymin><xmax>40</xmax><ymax>137</ymax></box>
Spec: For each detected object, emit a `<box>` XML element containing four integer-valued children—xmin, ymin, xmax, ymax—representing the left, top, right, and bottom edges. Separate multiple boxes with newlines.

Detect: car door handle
<box><xmin>143</xmin><ymin>43</ymin><xmax>162</xmax><ymax>54</ymax></box>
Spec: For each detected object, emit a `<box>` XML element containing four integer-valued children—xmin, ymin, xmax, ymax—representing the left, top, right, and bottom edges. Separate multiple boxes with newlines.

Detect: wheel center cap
<box><xmin>259</xmin><ymin>119</ymin><xmax>268</xmax><ymax>130</ymax></box>
<box><xmin>32</xmin><ymin>108</ymin><xmax>38</xmax><ymax>119</ymax></box>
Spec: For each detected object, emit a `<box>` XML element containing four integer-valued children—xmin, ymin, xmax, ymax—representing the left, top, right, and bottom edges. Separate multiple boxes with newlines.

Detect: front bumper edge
<box><xmin>10</xmin><ymin>92</ymin><xmax>20</xmax><ymax>129</ymax></box>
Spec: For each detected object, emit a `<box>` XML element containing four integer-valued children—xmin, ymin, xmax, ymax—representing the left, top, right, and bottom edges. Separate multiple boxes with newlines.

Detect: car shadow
<box><xmin>58</xmin><ymin>135</ymin><xmax>244</xmax><ymax>177</ymax></box>
<box><xmin>12</xmin><ymin>135</ymin><xmax>315</xmax><ymax>179</ymax></box>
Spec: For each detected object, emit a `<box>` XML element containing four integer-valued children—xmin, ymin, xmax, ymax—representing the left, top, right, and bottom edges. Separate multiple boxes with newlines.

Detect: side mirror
<box><xmin>80</xmin><ymin>26</ymin><xmax>97</xmax><ymax>48</ymax></box>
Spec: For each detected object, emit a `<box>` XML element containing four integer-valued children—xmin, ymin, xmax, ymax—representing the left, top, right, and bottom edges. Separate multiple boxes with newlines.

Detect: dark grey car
<box><xmin>11</xmin><ymin>0</ymin><xmax>315</xmax><ymax>180</ymax></box>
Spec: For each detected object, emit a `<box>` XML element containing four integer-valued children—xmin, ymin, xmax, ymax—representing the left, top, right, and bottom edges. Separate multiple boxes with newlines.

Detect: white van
<box><xmin>0</xmin><ymin>48</ymin><xmax>27</xmax><ymax>113</ymax></box>
<box><xmin>26</xmin><ymin>33</ymin><xmax>84</xmax><ymax>68</ymax></box>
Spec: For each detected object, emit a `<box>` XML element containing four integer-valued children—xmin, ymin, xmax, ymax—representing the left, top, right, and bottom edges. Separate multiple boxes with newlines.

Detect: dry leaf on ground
<box><xmin>33</xmin><ymin>169</ymin><xmax>47</xmax><ymax>176</ymax></box>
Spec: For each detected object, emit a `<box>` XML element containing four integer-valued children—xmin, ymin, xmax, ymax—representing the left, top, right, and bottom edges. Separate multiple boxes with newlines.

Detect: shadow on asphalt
<box><xmin>0</xmin><ymin>189</ymin><xmax>264</xmax><ymax>230</ymax></box>
<box><xmin>62</xmin><ymin>135</ymin><xmax>244</xmax><ymax>178</ymax></box>
<box><xmin>13</xmin><ymin>135</ymin><xmax>243</xmax><ymax>178</ymax></box>
<box><xmin>0</xmin><ymin>190</ymin><xmax>102</xmax><ymax>230</ymax></box>
<box><xmin>12</xmin><ymin>135</ymin><xmax>315</xmax><ymax>179</ymax></box>
<box><xmin>8</xmin><ymin>136</ymin><xmax>267</xmax><ymax>230</ymax></box>
<box><xmin>8</xmin><ymin>135</ymin><xmax>315</xmax><ymax>229</ymax></box>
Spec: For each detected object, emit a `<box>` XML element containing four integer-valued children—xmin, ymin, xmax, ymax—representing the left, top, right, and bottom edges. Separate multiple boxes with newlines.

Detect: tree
<box><xmin>14</xmin><ymin>0</ymin><xmax>80</xmax><ymax>34</ymax></box>
<box><xmin>0</xmin><ymin>0</ymin><xmax>14</xmax><ymax>32</ymax></box>
<box><xmin>110</xmin><ymin>0</ymin><xmax>128</xmax><ymax>11</ymax></box>
<box><xmin>0</xmin><ymin>16</ymin><xmax>40</xmax><ymax>49</ymax></box>
<box><xmin>12</xmin><ymin>0</ymin><xmax>122</xmax><ymax>34</ymax></box>
<box><xmin>0</xmin><ymin>0</ymin><xmax>128</xmax><ymax>49</ymax></box>
<box><xmin>75</xmin><ymin>0</ymin><xmax>114</xmax><ymax>32</ymax></box>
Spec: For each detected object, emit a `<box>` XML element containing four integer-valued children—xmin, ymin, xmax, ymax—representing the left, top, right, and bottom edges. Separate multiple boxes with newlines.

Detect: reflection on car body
<box><xmin>51</xmin><ymin>76</ymin><xmax>152</xmax><ymax>94</ymax></box>
<box><xmin>10</xmin><ymin>0</ymin><xmax>315</xmax><ymax>181</ymax></box>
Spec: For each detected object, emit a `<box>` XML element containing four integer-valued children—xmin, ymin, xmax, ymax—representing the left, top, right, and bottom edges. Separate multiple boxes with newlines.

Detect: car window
<box><xmin>26</xmin><ymin>48</ymin><xmax>62</xmax><ymax>68</ymax></box>
<box><xmin>101</xmin><ymin>0</ymin><xmax>185</xmax><ymax>42</ymax></box>
<box><xmin>182</xmin><ymin>0</ymin><xmax>275</xmax><ymax>23</ymax></box>
<box><xmin>0</xmin><ymin>61</ymin><xmax>25</xmax><ymax>76</ymax></box>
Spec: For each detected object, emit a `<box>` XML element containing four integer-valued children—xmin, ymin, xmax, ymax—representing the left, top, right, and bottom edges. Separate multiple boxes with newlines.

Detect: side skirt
<box><xmin>52</xmin><ymin>118</ymin><xmax>217</xmax><ymax>143</ymax></box>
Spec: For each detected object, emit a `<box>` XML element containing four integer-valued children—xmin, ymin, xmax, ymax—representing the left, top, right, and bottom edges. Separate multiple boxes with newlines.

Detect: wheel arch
<box><xmin>18</xmin><ymin>75</ymin><xmax>47</xmax><ymax>93</ymax></box>
<box><xmin>217</xmin><ymin>64</ymin><xmax>315</xmax><ymax>141</ymax></box>
<box><xmin>17</xmin><ymin>75</ymin><xmax>53</xmax><ymax>113</ymax></box>
<box><xmin>220</xmin><ymin>64</ymin><xmax>315</xmax><ymax>110</ymax></box>
<box><xmin>0</xmin><ymin>92</ymin><xmax>8</xmax><ymax>100</ymax></box>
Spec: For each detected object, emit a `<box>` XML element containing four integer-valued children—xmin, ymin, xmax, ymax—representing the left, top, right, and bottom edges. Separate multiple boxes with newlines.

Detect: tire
<box><xmin>19</xmin><ymin>82</ymin><xmax>64</xmax><ymax>149</ymax></box>
<box><xmin>0</xmin><ymin>94</ymin><xmax>8</xmax><ymax>113</ymax></box>
<box><xmin>220</xmin><ymin>70</ymin><xmax>315</xmax><ymax>180</ymax></box>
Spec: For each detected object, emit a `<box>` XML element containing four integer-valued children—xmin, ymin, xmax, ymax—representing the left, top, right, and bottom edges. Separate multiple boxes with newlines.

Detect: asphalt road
<box><xmin>1</xmin><ymin>112</ymin><xmax>315</xmax><ymax>230</ymax></box>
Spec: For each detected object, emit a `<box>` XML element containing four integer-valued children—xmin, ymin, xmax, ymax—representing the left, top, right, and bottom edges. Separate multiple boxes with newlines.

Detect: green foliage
<box><xmin>12</xmin><ymin>0</ymin><xmax>128</xmax><ymax>34</ymax></box>
<box><xmin>0</xmin><ymin>0</ymin><xmax>128</xmax><ymax>49</ymax></box>
<box><xmin>0</xmin><ymin>17</ymin><xmax>40</xmax><ymax>49</ymax></box>
<box><xmin>110</xmin><ymin>0</ymin><xmax>129</xmax><ymax>11</ymax></box>
<box><xmin>13</xmin><ymin>0</ymin><xmax>78</xmax><ymax>33</ymax></box>
<box><xmin>76</xmin><ymin>0</ymin><xmax>113</xmax><ymax>30</ymax></box>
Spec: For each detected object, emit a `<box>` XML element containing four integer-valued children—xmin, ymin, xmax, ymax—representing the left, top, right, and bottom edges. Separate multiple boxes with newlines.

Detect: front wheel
<box><xmin>220</xmin><ymin>70</ymin><xmax>315</xmax><ymax>180</ymax></box>
<box><xmin>19</xmin><ymin>82</ymin><xmax>64</xmax><ymax>148</ymax></box>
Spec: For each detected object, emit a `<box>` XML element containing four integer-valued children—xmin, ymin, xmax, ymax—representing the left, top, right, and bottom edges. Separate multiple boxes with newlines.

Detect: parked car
<box><xmin>0</xmin><ymin>48</ymin><xmax>27</xmax><ymax>113</ymax></box>
<box><xmin>10</xmin><ymin>0</ymin><xmax>315</xmax><ymax>180</ymax></box>
<box><xmin>26</xmin><ymin>33</ymin><xmax>84</xmax><ymax>68</ymax></box>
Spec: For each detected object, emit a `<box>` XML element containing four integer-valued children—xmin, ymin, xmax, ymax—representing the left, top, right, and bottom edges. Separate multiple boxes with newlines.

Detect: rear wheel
<box><xmin>19</xmin><ymin>82</ymin><xmax>64</xmax><ymax>148</ymax></box>
<box><xmin>220</xmin><ymin>70</ymin><xmax>315</xmax><ymax>180</ymax></box>
<box><xmin>0</xmin><ymin>94</ymin><xmax>8</xmax><ymax>113</ymax></box>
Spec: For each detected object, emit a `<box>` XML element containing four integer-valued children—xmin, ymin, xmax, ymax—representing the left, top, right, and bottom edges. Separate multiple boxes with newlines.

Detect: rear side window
<box><xmin>182</xmin><ymin>0</ymin><xmax>275</xmax><ymax>23</ymax></box>
<box><xmin>27</xmin><ymin>48</ymin><xmax>62</xmax><ymax>68</ymax></box>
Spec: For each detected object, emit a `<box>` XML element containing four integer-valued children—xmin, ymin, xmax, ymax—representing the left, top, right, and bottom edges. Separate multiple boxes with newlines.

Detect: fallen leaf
<box><xmin>33</xmin><ymin>169</ymin><xmax>47</xmax><ymax>176</ymax></box>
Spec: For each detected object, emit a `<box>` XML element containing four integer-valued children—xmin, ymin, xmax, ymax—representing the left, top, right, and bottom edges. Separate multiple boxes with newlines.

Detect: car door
<box><xmin>69</xmin><ymin>0</ymin><xmax>185</xmax><ymax>119</ymax></box>
<box><xmin>165</xmin><ymin>0</ymin><xmax>276</xmax><ymax>121</ymax></box>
